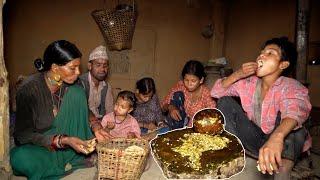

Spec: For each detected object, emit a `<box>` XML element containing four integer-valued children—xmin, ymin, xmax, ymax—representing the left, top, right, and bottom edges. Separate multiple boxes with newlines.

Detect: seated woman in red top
<box><xmin>162</xmin><ymin>60</ymin><xmax>216</xmax><ymax>130</ymax></box>
<box><xmin>211</xmin><ymin>37</ymin><xmax>311</xmax><ymax>179</ymax></box>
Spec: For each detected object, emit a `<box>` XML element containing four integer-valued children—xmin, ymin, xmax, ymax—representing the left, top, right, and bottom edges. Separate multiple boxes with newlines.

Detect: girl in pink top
<box><xmin>101</xmin><ymin>91</ymin><xmax>141</xmax><ymax>139</ymax></box>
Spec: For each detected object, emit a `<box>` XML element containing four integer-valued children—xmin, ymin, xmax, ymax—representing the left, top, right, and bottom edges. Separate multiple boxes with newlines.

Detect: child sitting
<box><xmin>101</xmin><ymin>90</ymin><xmax>141</xmax><ymax>139</ymax></box>
<box><xmin>132</xmin><ymin>77</ymin><xmax>169</xmax><ymax>135</ymax></box>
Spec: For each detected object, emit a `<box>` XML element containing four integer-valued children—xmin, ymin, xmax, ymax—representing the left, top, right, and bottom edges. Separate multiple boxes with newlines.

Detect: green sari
<box><xmin>10</xmin><ymin>85</ymin><xmax>93</xmax><ymax>180</ymax></box>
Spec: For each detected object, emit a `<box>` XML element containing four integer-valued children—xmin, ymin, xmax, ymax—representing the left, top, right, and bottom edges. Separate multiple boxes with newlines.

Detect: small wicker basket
<box><xmin>97</xmin><ymin>138</ymin><xmax>149</xmax><ymax>180</ymax></box>
<box><xmin>91</xmin><ymin>1</ymin><xmax>138</xmax><ymax>51</ymax></box>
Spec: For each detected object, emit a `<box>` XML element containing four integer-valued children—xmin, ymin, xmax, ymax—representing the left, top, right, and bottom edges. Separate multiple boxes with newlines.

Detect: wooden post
<box><xmin>210</xmin><ymin>0</ymin><xmax>228</xmax><ymax>59</ymax></box>
<box><xmin>295</xmin><ymin>0</ymin><xmax>310</xmax><ymax>84</ymax></box>
<box><xmin>0</xmin><ymin>0</ymin><xmax>11</xmax><ymax>179</ymax></box>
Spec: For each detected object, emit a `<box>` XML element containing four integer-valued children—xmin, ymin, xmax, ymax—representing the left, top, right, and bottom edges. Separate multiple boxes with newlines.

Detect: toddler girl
<box><xmin>101</xmin><ymin>90</ymin><xmax>141</xmax><ymax>139</ymax></box>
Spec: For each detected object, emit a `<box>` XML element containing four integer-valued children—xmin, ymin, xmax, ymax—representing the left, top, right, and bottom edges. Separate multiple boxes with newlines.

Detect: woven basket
<box><xmin>92</xmin><ymin>2</ymin><xmax>138</xmax><ymax>51</ymax></box>
<box><xmin>97</xmin><ymin>138</ymin><xmax>149</xmax><ymax>180</ymax></box>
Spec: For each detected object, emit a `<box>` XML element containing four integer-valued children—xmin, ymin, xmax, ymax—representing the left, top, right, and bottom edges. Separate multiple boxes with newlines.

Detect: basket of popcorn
<box><xmin>97</xmin><ymin>138</ymin><xmax>149</xmax><ymax>180</ymax></box>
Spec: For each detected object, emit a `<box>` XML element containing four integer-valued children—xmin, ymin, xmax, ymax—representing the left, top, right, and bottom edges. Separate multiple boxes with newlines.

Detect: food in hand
<box><xmin>80</xmin><ymin>138</ymin><xmax>97</xmax><ymax>154</ymax></box>
<box><xmin>257</xmin><ymin>164</ymin><xmax>261</xmax><ymax>172</ymax></box>
<box><xmin>256</xmin><ymin>163</ymin><xmax>274</xmax><ymax>172</ymax></box>
<box><xmin>106</xmin><ymin>122</ymin><xmax>115</xmax><ymax>130</ymax></box>
<box><xmin>127</xmin><ymin>132</ymin><xmax>137</xmax><ymax>138</ymax></box>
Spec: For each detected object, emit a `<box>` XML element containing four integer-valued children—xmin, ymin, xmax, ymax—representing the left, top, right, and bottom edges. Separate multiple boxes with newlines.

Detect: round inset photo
<box><xmin>192</xmin><ymin>108</ymin><xmax>224</xmax><ymax>135</ymax></box>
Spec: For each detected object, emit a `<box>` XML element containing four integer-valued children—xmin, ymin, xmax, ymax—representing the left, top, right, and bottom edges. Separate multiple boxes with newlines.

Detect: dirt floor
<box><xmin>10</xmin><ymin>149</ymin><xmax>320</xmax><ymax>180</ymax></box>
<box><xmin>10</xmin><ymin>108</ymin><xmax>320</xmax><ymax>179</ymax></box>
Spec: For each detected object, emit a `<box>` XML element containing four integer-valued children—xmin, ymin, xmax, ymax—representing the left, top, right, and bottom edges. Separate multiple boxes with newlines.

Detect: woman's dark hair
<box><xmin>263</xmin><ymin>37</ymin><xmax>297</xmax><ymax>76</ymax></box>
<box><xmin>117</xmin><ymin>90</ymin><xmax>136</xmax><ymax>108</ymax></box>
<box><xmin>34</xmin><ymin>40</ymin><xmax>82</xmax><ymax>72</ymax></box>
<box><xmin>136</xmin><ymin>77</ymin><xmax>156</xmax><ymax>95</ymax></box>
<box><xmin>181</xmin><ymin>60</ymin><xmax>206</xmax><ymax>80</ymax></box>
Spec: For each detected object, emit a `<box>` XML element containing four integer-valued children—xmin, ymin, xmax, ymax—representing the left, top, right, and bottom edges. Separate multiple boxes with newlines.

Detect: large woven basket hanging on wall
<box><xmin>92</xmin><ymin>1</ymin><xmax>138</xmax><ymax>51</ymax></box>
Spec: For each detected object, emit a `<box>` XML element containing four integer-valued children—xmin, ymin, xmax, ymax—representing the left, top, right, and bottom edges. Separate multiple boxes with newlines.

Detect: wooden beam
<box><xmin>0</xmin><ymin>0</ymin><xmax>11</xmax><ymax>179</ymax></box>
<box><xmin>209</xmin><ymin>0</ymin><xmax>228</xmax><ymax>59</ymax></box>
<box><xmin>295</xmin><ymin>0</ymin><xmax>310</xmax><ymax>84</ymax></box>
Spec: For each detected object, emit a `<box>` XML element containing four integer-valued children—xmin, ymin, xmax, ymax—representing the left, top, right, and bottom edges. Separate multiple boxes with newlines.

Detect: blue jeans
<box><xmin>217</xmin><ymin>96</ymin><xmax>307</xmax><ymax>162</ymax></box>
<box><xmin>166</xmin><ymin>91</ymin><xmax>188</xmax><ymax>130</ymax></box>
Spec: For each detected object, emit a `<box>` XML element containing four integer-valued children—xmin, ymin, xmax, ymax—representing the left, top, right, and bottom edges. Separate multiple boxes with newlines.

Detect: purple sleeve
<box><xmin>152</xmin><ymin>95</ymin><xmax>165</xmax><ymax>126</ymax></box>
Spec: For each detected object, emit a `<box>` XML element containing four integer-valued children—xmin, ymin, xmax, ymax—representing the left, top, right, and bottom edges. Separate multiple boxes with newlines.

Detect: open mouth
<box><xmin>257</xmin><ymin>60</ymin><xmax>263</xmax><ymax>69</ymax></box>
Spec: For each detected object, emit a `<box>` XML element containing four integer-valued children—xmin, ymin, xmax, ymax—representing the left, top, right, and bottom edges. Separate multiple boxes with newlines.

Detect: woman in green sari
<box><xmin>11</xmin><ymin>40</ymin><xmax>94</xmax><ymax>179</ymax></box>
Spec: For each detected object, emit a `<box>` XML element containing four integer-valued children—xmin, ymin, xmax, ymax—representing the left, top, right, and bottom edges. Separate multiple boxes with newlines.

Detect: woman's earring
<box><xmin>200</xmin><ymin>78</ymin><xmax>204</xmax><ymax>84</ymax></box>
<box><xmin>53</xmin><ymin>74</ymin><xmax>61</xmax><ymax>82</ymax></box>
<box><xmin>52</xmin><ymin>74</ymin><xmax>62</xmax><ymax>86</ymax></box>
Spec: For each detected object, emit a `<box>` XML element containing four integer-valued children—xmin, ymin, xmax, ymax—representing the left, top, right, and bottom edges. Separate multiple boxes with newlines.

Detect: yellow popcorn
<box><xmin>172</xmin><ymin>133</ymin><xmax>230</xmax><ymax>170</ymax></box>
<box><xmin>197</xmin><ymin>117</ymin><xmax>219</xmax><ymax>126</ymax></box>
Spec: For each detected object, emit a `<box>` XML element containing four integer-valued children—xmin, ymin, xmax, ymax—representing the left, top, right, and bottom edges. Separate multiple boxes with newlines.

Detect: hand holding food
<box><xmin>127</xmin><ymin>132</ymin><xmax>137</xmax><ymax>139</ymax></box>
<box><xmin>79</xmin><ymin>138</ymin><xmax>97</xmax><ymax>155</ymax></box>
<box><xmin>62</xmin><ymin>136</ymin><xmax>89</xmax><ymax>154</ymax></box>
<box><xmin>106</xmin><ymin>121</ymin><xmax>115</xmax><ymax>130</ymax></box>
<box><xmin>235</xmin><ymin>62</ymin><xmax>258</xmax><ymax>79</ymax></box>
<box><xmin>95</xmin><ymin>129</ymin><xmax>114</xmax><ymax>142</ymax></box>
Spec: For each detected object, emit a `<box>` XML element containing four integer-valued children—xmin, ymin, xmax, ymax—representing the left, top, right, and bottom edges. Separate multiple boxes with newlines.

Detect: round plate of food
<box><xmin>150</xmin><ymin>108</ymin><xmax>245</xmax><ymax>179</ymax></box>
